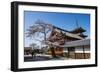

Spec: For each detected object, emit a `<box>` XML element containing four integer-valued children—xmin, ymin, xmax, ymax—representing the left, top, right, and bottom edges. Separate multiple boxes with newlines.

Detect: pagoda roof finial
<box><xmin>70</xmin><ymin>19</ymin><xmax>86</xmax><ymax>33</ymax></box>
<box><xmin>76</xmin><ymin>19</ymin><xmax>79</xmax><ymax>28</ymax></box>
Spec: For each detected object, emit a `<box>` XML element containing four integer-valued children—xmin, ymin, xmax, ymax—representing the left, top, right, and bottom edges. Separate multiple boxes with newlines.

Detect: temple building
<box><xmin>46</xmin><ymin>26</ymin><xmax>90</xmax><ymax>59</ymax></box>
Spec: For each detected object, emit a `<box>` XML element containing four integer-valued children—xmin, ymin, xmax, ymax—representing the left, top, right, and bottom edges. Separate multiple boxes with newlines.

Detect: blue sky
<box><xmin>24</xmin><ymin>11</ymin><xmax>90</xmax><ymax>47</ymax></box>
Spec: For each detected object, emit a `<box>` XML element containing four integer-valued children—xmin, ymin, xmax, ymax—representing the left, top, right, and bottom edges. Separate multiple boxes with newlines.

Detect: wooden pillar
<box><xmin>67</xmin><ymin>48</ymin><xmax>70</xmax><ymax>58</ymax></box>
<box><xmin>74</xmin><ymin>47</ymin><xmax>76</xmax><ymax>59</ymax></box>
<box><xmin>83</xmin><ymin>46</ymin><xmax>85</xmax><ymax>59</ymax></box>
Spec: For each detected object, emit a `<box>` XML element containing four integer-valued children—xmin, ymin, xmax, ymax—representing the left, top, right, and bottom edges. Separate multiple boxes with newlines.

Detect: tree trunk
<box><xmin>44</xmin><ymin>32</ymin><xmax>46</xmax><ymax>43</ymax></box>
<box><xmin>50</xmin><ymin>46</ymin><xmax>57</xmax><ymax>58</ymax></box>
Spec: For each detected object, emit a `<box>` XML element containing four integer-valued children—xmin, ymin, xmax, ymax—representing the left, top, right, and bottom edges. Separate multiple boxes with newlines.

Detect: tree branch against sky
<box><xmin>26</xmin><ymin>19</ymin><xmax>53</xmax><ymax>46</ymax></box>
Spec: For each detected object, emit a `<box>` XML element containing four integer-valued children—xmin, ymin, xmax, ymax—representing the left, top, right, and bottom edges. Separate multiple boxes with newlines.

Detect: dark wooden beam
<box><xmin>83</xmin><ymin>46</ymin><xmax>86</xmax><ymax>59</ymax></box>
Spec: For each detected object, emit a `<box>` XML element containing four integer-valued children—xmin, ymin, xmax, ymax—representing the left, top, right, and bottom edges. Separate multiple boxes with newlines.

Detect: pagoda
<box><xmin>70</xmin><ymin>27</ymin><xmax>87</xmax><ymax>38</ymax></box>
<box><xmin>70</xmin><ymin>20</ymin><xmax>87</xmax><ymax>38</ymax></box>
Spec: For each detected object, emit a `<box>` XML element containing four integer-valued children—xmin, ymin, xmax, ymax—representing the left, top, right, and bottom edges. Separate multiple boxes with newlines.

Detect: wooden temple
<box><xmin>46</xmin><ymin>25</ymin><xmax>90</xmax><ymax>59</ymax></box>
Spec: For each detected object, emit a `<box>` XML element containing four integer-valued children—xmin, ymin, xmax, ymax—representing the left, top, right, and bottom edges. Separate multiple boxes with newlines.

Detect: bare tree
<box><xmin>30</xmin><ymin>43</ymin><xmax>37</xmax><ymax>50</ymax></box>
<box><xmin>26</xmin><ymin>19</ymin><xmax>57</xmax><ymax>58</ymax></box>
<box><xmin>27</xmin><ymin>19</ymin><xmax>52</xmax><ymax>42</ymax></box>
<box><xmin>29</xmin><ymin>43</ymin><xmax>37</xmax><ymax>58</ymax></box>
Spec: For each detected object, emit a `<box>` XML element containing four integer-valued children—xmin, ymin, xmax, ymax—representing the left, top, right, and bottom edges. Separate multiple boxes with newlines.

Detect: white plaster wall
<box><xmin>75</xmin><ymin>45</ymin><xmax>90</xmax><ymax>53</ymax></box>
